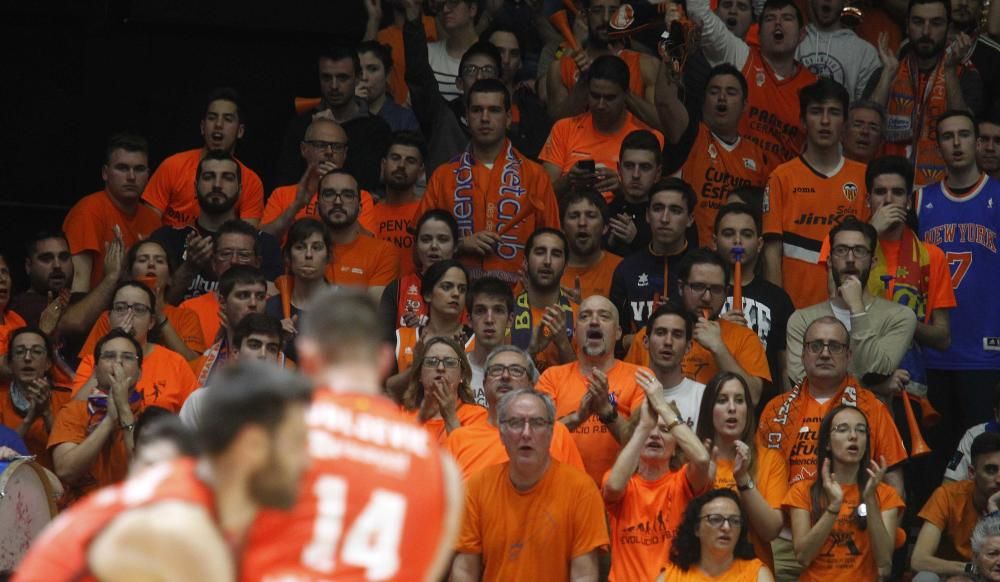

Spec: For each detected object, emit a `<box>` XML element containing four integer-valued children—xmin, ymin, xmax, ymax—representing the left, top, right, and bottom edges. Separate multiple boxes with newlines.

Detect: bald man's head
<box><xmin>301</xmin><ymin>119</ymin><xmax>348</xmax><ymax>167</ymax></box>
<box><xmin>576</xmin><ymin>295</ymin><xmax>621</xmax><ymax>359</ymax></box>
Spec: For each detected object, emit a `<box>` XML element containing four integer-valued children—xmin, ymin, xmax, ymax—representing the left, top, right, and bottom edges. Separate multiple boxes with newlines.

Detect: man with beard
<box><xmin>275</xmin><ymin>47</ymin><xmax>392</xmax><ymax>191</ymax></box>
<box><xmin>639</xmin><ymin>302</ymin><xmax>703</xmax><ymax>427</ymax></box>
<box><xmin>561</xmin><ymin>189</ymin><xmax>623</xmax><ymax>301</ymax></box>
<box><xmin>10</xmin><ymin>232</ymin><xmax>87</xmax><ymax>333</ymax></box>
<box><xmin>656</xmin><ymin>63</ymin><xmax>772</xmax><ymax>248</ymax></box>
<box><xmin>366</xmin><ymin>131</ymin><xmax>426</xmax><ymax>275</ymax></box>
<box><xmin>512</xmin><ymin>228</ymin><xmax>576</xmax><ymax>374</ymax></box>
<box><xmin>795</xmin><ymin>0</ymin><xmax>880</xmax><ymax>102</ymax></box>
<box><xmin>64</xmin><ymin>133</ymin><xmax>161</xmax><ymax>293</ymax></box>
<box><xmin>446</xmin><ymin>345</ymin><xmax>584</xmax><ymax>480</ymax></box>
<box><xmin>843</xmin><ymin>100</ymin><xmax>886</xmax><ymax>163</ymax></box>
<box><xmin>606</xmin><ymin>130</ymin><xmax>660</xmax><ymax>257</ymax></box>
<box><xmin>785</xmin><ymin>217</ymin><xmax>916</xmax><ymax>392</ymax></box>
<box><xmin>465</xmin><ymin>276</ymin><xmax>514</xmax><ymax>405</ymax></box>
<box><xmin>687</xmin><ymin>0</ymin><xmax>817</xmax><ymax>163</ymax></box>
<box><xmin>143</xmin><ymin>88</ymin><xmax>264</xmax><ymax>228</ymax></box>
<box><xmin>318</xmin><ymin>169</ymin><xmax>399</xmax><ymax>301</ymax></box>
<box><xmin>866</xmin><ymin>0</ymin><xmax>981</xmax><ymax>186</ymax></box>
<box><xmin>17</xmin><ymin>361</ymin><xmax>311</xmax><ymax>581</ymax></box>
<box><xmin>977</xmin><ymin>115</ymin><xmax>1000</xmax><ymax>178</ymax></box>
<box><xmin>150</xmin><ymin>152</ymin><xmax>282</xmax><ymax>302</ymax></box>
<box><xmin>537</xmin><ymin>295</ymin><xmax>651</xmax><ymax>485</ymax></box>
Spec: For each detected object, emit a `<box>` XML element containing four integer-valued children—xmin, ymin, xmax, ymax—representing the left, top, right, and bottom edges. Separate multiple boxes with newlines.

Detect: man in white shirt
<box><xmin>643</xmin><ymin>302</ymin><xmax>705</xmax><ymax>428</ymax></box>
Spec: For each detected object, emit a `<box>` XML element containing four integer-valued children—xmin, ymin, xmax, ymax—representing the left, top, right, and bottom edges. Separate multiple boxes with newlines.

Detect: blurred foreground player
<box><xmin>14</xmin><ymin>362</ymin><xmax>313</xmax><ymax>582</ymax></box>
<box><xmin>242</xmin><ymin>289</ymin><xmax>464</xmax><ymax>582</ymax></box>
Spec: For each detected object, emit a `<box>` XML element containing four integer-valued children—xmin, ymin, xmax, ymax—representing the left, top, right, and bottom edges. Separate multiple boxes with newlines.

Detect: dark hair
<box><xmin>126</xmin><ymin>239</ymin><xmax>176</xmax><ymax>279</ymax></box>
<box><xmin>214</xmin><ymin>219</ymin><xmax>260</xmax><ymax>256</ymax></box>
<box><xmin>233</xmin><ymin>312</ymin><xmax>284</xmax><ymax>349</ymax></box>
<box><xmin>134</xmin><ymin>408</ymin><xmax>200</xmax><ymax>457</ymax></box>
<box><xmin>865</xmin><ymin>155</ymin><xmax>914</xmax><ymax>196</ymax></box>
<box><xmin>849</xmin><ymin>100</ymin><xmax>886</xmax><ymax>127</ymax></box>
<box><xmin>94</xmin><ymin>328</ymin><xmax>144</xmax><ymax>368</ymax></box>
<box><xmin>416</xmin><ymin>209</ymin><xmax>460</xmax><ymax>244</ymax></box>
<box><xmin>937</xmin><ymin>109</ymin><xmax>978</xmax><ymax>138</ymax></box>
<box><xmin>284</xmin><ymin>218</ymin><xmax>332</xmax><ymax>261</ymax></box>
<box><xmin>799</xmin><ymin>78</ymin><xmax>850</xmax><ymax>123</ymax></box>
<box><xmin>809</xmin><ymin>405</ymin><xmax>872</xmax><ymax>523</ymax></box>
<box><xmin>467</xmin><ymin>276</ymin><xmax>515</xmax><ymax>314</ymax></box>
<box><xmin>828</xmin><ymin>216</ymin><xmax>878</xmax><ymax>253</ymax></box>
<box><xmin>459</xmin><ymin>41</ymin><xmax>502</xmax><ymax>76</ymax></box>
<box><xmin>525</xmin><ymin>227</ymin><xmax>569</xmax><ymax>256</ymax></box>
<box><xmin>466</xmin><ymin>78</ymin><xmax>511</xmax><ymax>111</ymax></box>
<box><xmin>706</xmin><ymin>63</ymin><xmax>748</xmax><ymax>101</ymax></box>
<box><xmin>695</xmin><ymin>372</ymin><xmax>757</xmax><ymax>477</ymax></box>
<box><xmin>105</xmin><ymin>132</ymin><xmax>149</xmax><ymax>165</ymax></box>
<box><xmin>481</xmin><ymin>24</ymin><xmax>524</xmax><ymax>53</ymax></box>
<box><xmin>357</xmin><ymin>40</ymin><xmax>393</xmax><ymax>72</ymax></box>
<box><xmin>6</xmin><ymin>326</ymin><xmax>54</xmax><ymax>364</ymax></box>
<box><xmin>713</xmin><ymin>202</ymin><xmax>762</xmax><ymax>236</ymax></box>
<box><xmin>421</xmin><ymin>259</ymin><xmax>469</xmax><ymax>304</ymax></box>
<box><xmin>759</xmin><ymin>0</ymin><xmax>804</xmax><ymax>26</ymax></box>
<box><xmin>386</xmin><ymin>130</ymin><xmax>427</xmax><ymax>163</ymax></box>
<box><xmin>588</xmin><ymin>54</ymin><xmax>631</xmax><ymax>92</ymax></box>
<box><xmin>25</xmin><ymin>230</ymin><xmax>69</xmax><ymax>258</ymax></box>
<box><xmin>669</xmin><ymin>488</ymin><xmax>755</xmax><ymax>570</ymax></box>
<box><xmin>114</xmin><ymin>280</ymin><xmax>157</xmax><ymax>315</ymax></box>
<box><xmin>972</xmin><ymin>431</ymin><xmax>1000</xmax><ymax>465</ymax></box>
<box><xmin>196</xmin><ymin>149</ymin><xmax>243</xmax><ymax>188</ymax></box>
<box><xmin>205</xmin><ymin>87</ymin><xmax>243</xmax><ymax>122</ymax></box>
<box><xmin>402</xmin><ymin>336</ymin><xmax>475</xmax><ymax>410</ymax></box>
<box><xmin>908</xmin><ymin>0</ymin><xmax>951</xmax><ymax>22</ymax></box>
<box><xmin>678</xmin><ymin>247</ymin><xmax>731</xmax><ymax>287</ymax></box>
<box><xmin>619</xmin><ymin>129</ymin><xmax>663</xmax><ymax>162</ymax></box>
<box><xmin>300</xmin><ymin>288</ymin><xmax>383</xmax><ymax>358</ymax></box>
<box><xmin>197</xmin><ymin>362</ymin><xmax>313</xmax><ymax>455</ymax></box>
<box><xmin>319</xmin><ymin>45</ymin><xmax>361</xmax><ymax>75</ymax></box>
<box><xmin>561</xmin><ymin>189</ymin><xmax>609</xmax><ymax>223</ymax></box>
<box><xmin>218</xmin><ymin>265</ymin><xmax>267</xmax><ymax>300</ymax></box>
<box><xmin>648</xmin><ymin>178</ymin><xmax>697</xmax><ymax>216</ymax></box>
<box><xmin>645</xmin><ymin>302</ymin><xmax>694</xmax><ymax>340</ymax></box>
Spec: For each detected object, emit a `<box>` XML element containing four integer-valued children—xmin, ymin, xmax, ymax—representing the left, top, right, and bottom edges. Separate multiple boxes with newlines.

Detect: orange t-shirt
<box><xmin>561</xmin><ymin>252</ymin><xmax>623</xmax><ymax>301</ymax></box>
<box><xmin>660</xmin><ymin>558</ymin><xmax>767</xmax><ymax>581</ymax></box>
<box><xmin>918</xmin><ymin>479</ymin><xmax>978</xmax><ymax>561</ymax></box>
<box><xmin>446</xmin><ymin>420</ymin><xmax>585</xmax><ymax>480</ymax></box>
<box><xmin>414</xmin><ymin>402</ymin><xmax>489</xmax><ymax>445</ymax></box>
<box><xmin>376</xmin><ymin>16</ymin><xmax>439</xmax><ymax>106</ymax></box>
<box><xmin>70</xmin><ymin>346</ymin><xmax>198</xmax><ymax>413</ymax></box>
<box><xmin>783</xmin><ymin>480</ymin><xmax>905</xmax><ymax>582</ymax></box>
<box><xmin>536</xmin><ymin>360</ymin><xmax>650</xmax><ymax>484</ymax></box>
<box><xmin>762</xmin><ymin>156</ymin><xmax>870</xmax><ymax>308</ymax></box>
<box><xmin>141</xmin><ymin>148</ymin><xmax>264</xmax><ymax>227</ymax></box>
<box><xmin>78</xmin><ymin>305</ymin><xmax>206</xmax><ymax>360</ymax></box>
<box><xmin>558</xmin><ymin>49</ymin><xmax>646</xmax><ymax>97</ymax></box>
<box><xmin>457</xmin><ymin>460</ymin><xmax>610</xmax><ymax>582</ymax></box>
<box><xmin>738</xmin><ymin>47</ymin><xmax>817</xmax><ymax>163</ymax></box>
<box><xmin>242</xmin><ymin>390</ymin><xmax>450</xmax><ymax>582</ymax></box>
<box><xmin>324</xmin><ymin>233</ymin><xmax>400</xmax><ymax>288</ymax></box>
<box><xmin>757</xmin><ymin>377</ymin><xmax>908</xmax><ymax>487</ymax></box>
<box><xmin>0</xmin><ymin>310</ymin><xmax>28</xmax><ymax>357</ymax></box>
<box><xmin>260</xmin><ymin>184</ymin><xmax>375</xmax><ymax>244</ymax></box>
<box><xmin>677</xmin><ymin>124</ymin><xmax>772</xmax><ymax>246</ymax></box>
<box><xmin>366</xmin><ymin>199</ymin><xmax>420</xmax><ymax>275</ymax></box>
<box><xmin>63</xmin><ymin>191</ymin><xmax>163</xmax><ymax>288</ymax></box>
<box><xmin>416</xmin><ymin>143</ymin><xmax>561</xmax><ymax>282</ymax></box>
<box><xmin>180</xmin><ymin>292</ymin><xmax>221</xmax><ymax>345</ymax></box>
<box><xmin>0</xmin><ymin>382</ymin><xmax>72</xmax><ymax>470</ymax></box>
<box><xmin>540</xmin><ymin>111</ymin><xmax>665</xmax><ymax>202</ymax></box>
<box><xmin>603</xmin><ymin>465</ymin><xmax>698</xmax><ymax>582</ymax></box>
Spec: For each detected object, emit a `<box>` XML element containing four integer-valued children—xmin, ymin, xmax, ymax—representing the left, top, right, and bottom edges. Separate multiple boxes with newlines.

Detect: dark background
<box><xmin>1</xmin><ymin>1</ymin><xmax>365</xmax><ymax>290</ymax></box>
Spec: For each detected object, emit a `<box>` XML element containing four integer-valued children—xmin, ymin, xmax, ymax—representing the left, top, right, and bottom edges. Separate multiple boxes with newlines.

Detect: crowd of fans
<box><xmin>3</xmin><ymin>0</ymin><xmax>1000</xmax><ymax>579</ymax></box>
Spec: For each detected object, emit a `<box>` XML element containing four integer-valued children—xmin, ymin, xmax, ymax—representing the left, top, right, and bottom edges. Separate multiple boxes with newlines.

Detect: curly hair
<box><xmin>402</xmin><ymin>335</ymin><xmax>475</xmax><ymax>411</ymax></box>
<box><xmin>669</xmin><ymin>488</ymin><xmax>755</xmax><ymax>571</ymax></box>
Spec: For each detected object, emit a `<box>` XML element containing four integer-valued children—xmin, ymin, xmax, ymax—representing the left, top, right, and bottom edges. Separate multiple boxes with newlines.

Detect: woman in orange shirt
<box><xmin>401</xmin><ymin>336</ymin><xmax>486</xmax><ymax>444</ymax></box>
<box><xmin>784</xmin><ymin>406</ymin><xmax>904</xmax><ymax>582</ymax></box>
<box><xmin>0</xmin><ymin>253</ymin><xmax>27</xmax><ymax>358</ymax></box>
<box><xmin>658</xmin><ymin>488</ymin><xmax>774</xmax><ymax>581</ymax></box>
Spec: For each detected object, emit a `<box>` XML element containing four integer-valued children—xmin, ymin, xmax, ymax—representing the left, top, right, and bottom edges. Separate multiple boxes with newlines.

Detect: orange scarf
<box><xmin>885</xmin><ymin>55</ymin><xmax>953</xmax><ymax>185</ymax></box>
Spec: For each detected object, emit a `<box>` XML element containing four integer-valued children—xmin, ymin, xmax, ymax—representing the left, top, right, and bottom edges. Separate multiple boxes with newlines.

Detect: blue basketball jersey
<box><xmin>917</xmin><ymin>175</ymin><xmax>1000</xmax><ymax>369</ymax></box>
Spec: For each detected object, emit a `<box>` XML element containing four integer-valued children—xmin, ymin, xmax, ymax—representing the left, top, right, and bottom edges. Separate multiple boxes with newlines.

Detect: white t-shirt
<box><xmin>662</xmin><ymin>377</ymin><xmax>708</xmax><ymax>429</ymax></box>
<box><xmin>469</xmin><ymin>361</ymin><xmax>487</xmax><ymax>408</ymax></box>
<box><xmin>944</xmin><ymin>421</ymin><xmax>994</xmax><ymax>481</ymax></box>
<box><xmin>178</xmin><ymin>386</ymin><xmax>208</xmax><ymax>431</ymax></box>
<box><xmin>427</xmin><ymin>42</ymin><xmax>461</xmax><ymax>102</ymax></box>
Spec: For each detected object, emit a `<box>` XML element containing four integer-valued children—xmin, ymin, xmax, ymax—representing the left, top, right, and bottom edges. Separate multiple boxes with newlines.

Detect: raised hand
<box><xmin>560</xmin><ymin>275</ymin><xmax>583</xmax><ymax>304</ymax></box>
<box><xmin>870</xmin><ymin>202</ymin><xmax>909</xmax><ymax>235</ymax></box>
<box><xmin>877</xmin><ymin>32</ymin><xmax>899</xmax><ymax>77</ymax></box>
<box><xmin>861</xmin><ymin>455</ymin><xmax>888</xmax><ymax>502</ymax></box>
<box><xmin>183</xmin><ymin>231</ymin><xmax>214</xmax><ymax>268</ymax></box>
<box><xmin>607</xmin><ymin>212</ymin><xmax>638</xmax><ymax>244</ymax></box>
<box><xmin>103</xmin><ymin>226</ymin><xmax>126</xmax><ymax>283</ymax></box>
<box><xmin>732</xmin><ymin>439</ymin><xmax>751</xmax><ymax>481</ymax></box>
<box><xmin>38</xmin><ymin>289</ymin><xmax>70</xmax><ymax>336</ymax></box>
<box><xmin>821</xmin><ymin>458</ymin><xmax>845</xmax><ymax>509</ymax></box>
<box><xmin>944</xmin><ymin>32</ymin><xmax>972</xmax><ymax>69</ymax></box>
<box><xmin>635</xmin><ymin>368</ymin><xmax>667</xmax><ymax>409</ymax></box>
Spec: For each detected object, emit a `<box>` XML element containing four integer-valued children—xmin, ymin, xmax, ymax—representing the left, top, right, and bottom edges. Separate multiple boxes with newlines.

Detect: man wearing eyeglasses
<box><xmin>452</xmin><ymin>387</ymin><xmax>610</xmax><ymax>582</ymax></box>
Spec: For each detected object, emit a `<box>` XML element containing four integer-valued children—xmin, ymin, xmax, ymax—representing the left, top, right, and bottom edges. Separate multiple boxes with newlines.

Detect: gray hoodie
<box><xmin>796</xmin><ymin>25</ymin><xmax>880</xmax><ymax>102</ymax></box>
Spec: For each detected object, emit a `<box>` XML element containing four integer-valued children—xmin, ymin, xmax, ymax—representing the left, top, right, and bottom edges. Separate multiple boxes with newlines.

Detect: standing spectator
<box><xmin>426</xmin><ymin>0</ymin><xmax>481</xmax><ymax>102</ymax></box>
<box><xmin>639</xmin><ymin>303</ymin><xmax>703</xmax><ymax>427</ymax></box>
<box><xmin>465</xmin><ymin>277</ymin><xmax>514</xmax><ymax>403</ymax></box>
<box><xmin>561</xmin><ymin>189</ymin><xmax>623</xmax><ymax>301</ymax></box>
<box><xmin>953</xmin><ymin>0</ymin><xmax>1000</xmax><ymax>120</ymax></box>
<box><xmin>796</xmin><ymin>0</ymin><xmax>880</xmax><ymax>102</ymax></box>
<box><xmin>843</xmin><ymin>101</ymin><xmax>886</xmax><ymax>163</ymax></box>
<box><xmin>356</xmin><ymin>40</ymin><xmax>421</xmax><ymax>132</ymax></box>
<box><xmin>366</xmin><ymin>131</ymin><xmax>426</xmax><ymax>275</ymax></box>
<box><xmin>978</xmin><ymin>115</ymin><xmax>1000</xmax><ymax>179</ymax></box>
<box><xmin>606</xmin><ymin>130</ymin><xmax>660</xmax><ymax>257</ymax></box>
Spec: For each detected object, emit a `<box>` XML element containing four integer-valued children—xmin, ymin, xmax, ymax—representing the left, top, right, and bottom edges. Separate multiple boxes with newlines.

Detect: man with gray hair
<box><xmin>446</xmin><ymin>345</ymin><xmax>584</xmax><ymax>480</ymax></box>
<box><xmin>971</xmin><ymin>513</ymin><xmax>1000</xmax><ymax>581</ymax></box>
<box><xmin>452</xmin><ymin>387</ymin><xmax>609</xmax><ymax>581</ymax></box>
<box><xmin>843</xmin><ymin>101</ymin><xmax>885</xmax><ymax>164</ymax></box>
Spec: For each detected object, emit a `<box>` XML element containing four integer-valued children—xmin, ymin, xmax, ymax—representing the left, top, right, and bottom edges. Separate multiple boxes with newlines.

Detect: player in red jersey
<box><xmin>242</xmin><ymin>288</ymin><xmax>464</xmax><ymax>582</ymax></box>
<box><xmin>14</xmin><ymin>362</ymin><xmax>313</xmax><ymax>582</ymax></box>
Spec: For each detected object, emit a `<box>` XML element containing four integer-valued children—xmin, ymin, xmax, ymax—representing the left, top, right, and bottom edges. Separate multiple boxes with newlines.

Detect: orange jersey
<box><xmin>78</xmin><ymin>304</ymin><xmax>206</xmax><ymax>360</ymax></box>
<box><xmin>757</xmin><ymin>377</ymin><xmax>908</xmax><ymax>486</ymax></box>
<box><xmin>918</xmin><ymin>479</ymin><xmax>977</xmax><ymax>561</ymax></box>
<box><xmin>604</xmin><ymin>465</ymin><xmax>698</xmax><ymax>582</ymax></box>
<box><xmin>457</xmin><ymin>460</ymin><xmax>610</xmax><ymax>581</ymax></box>
<box><xmin>763</xmin><ymin>156</ymin><xmax>870</xmax><ymax>308</ymax></box>
<box><xmin>242</xmin><ymin>390</ymin><xmax>451</xmax><ymax>582</ymax></box>
<box><xmin>562</xmin><ymin>252</ymin><xmax>623</xmax><ymax>301</ymax></box>
<box><xmin>365</xmin><ymin>199</ymin><xmax>420</xmax><ymax>275</ymax></box>
<box><xmin>324</xmin><ymin>233</ymin><xmax>400</xmax><ymax>288</ymax></box>
<box><xmin>739</xmin><ymin>48</ymin><xmax>816</xmax><ymax>163</ymax></box>
<box><xmin>376</xmin><ymin>16</ymin><xmax>439</xmax><ymax>106</ymax></box>
<box><xmin>558</xmin><ymin>49</ymin><xmax>646</xmax><ymax>97</ymax></box>
<box><xmin>180</xmin><ymin>291</ymin><xmax>221</xmax><ymax>345</ymax></box>
<box><xmin>540</xmin><ymin>112</ymin><xmax>665</xmax><ymax>202</ymax></box>
<box><xmin>446</xmin><ymin>420</ymin><xmax>585</xmax><ymax>480</ymax></box>
<box><xmin>536</xmin><ymin>360</ymin><xmax>649</xmax><ymax>483</ymax></box>
<box><xmin>783</xmin><ymin>480</ymin><xmax>904</xmax><ymax>582</ymax></box>
<box><xmin>70</xmin><ymin>346</ymin><xmax>198</xmax><ymax>413</ymax></box>
<box><xmin>660</xmin><ymin>558</ymin><xmax>768</xmax><ymax>581</ymax></box>
<box><xmin>0</xmin><ymin>382</ymin><xmax>72</xmax><ymax>470</ymax></box>
<box><xmin>0</xmin><ymin>310</ymin><xmax>27</xmax><ymax>357</ymax></box>
<box><xmin>14</xmin><ymin>459</ymin><xmax>216</xmax><ymax>582</ymax></box>
<box><xmin>677</xmin><ymin>124</ymin><xmax>772</xmax><ymax>246</ymax></box>
<box><xmin>141</xmin><ymin>148</ymin><xmax>264</xmax><ymax>227</ymax></box>
<box><xmin>261</xmin><ymin>184</ymin><xmax>375</xmax><ymax>245</ymax></box>
<box><xmin>62</xmin><ymin>191</ymin><xmax>162</xmax><ymax>288</ymax></box>
<box><xmin>417</xmin><ymin>141</ymin><xmax>560</xmax><ymax>283</ymax></box>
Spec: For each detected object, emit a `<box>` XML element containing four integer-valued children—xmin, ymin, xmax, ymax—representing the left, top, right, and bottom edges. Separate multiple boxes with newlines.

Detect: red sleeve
<box><xmin>925</xmin><ymin>243</ymin><xmax>958</xmax><ymax>314</ymax></box>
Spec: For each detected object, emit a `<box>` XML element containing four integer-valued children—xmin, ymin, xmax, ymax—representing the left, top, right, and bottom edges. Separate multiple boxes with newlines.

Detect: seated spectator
<box><xmin>603</xmin><ymin>370</ymin><xmax>712</xmax><ymax>582</ymax></box>
<box><xmin>142</xmin><ymin>87</ymin><xmax>265</xmax><ymax>227</ymax></box>
<box><xmin>451</xmin><ymin>388</ymin><xmax>609</xmax><ymax>581</ymax></box>
<box><xmin>401</xmin><ymin>336</ymin><xmax>487</xmax><ymax>443</ymax></box>
<box><xmin>180</xmin><ymin>313</ymin><xmax>285</xmax><ymax>432</ymax></box>
<box><xmin>129</xmin><ymin>406</ymin><xmax>198</xmax><ymax>476</ymax></box>
<box><xmin>784</xmin><ymin>405</ymin><xmax>903</xmax><ymax>582</ymax></box>
<box><xmin>657</xmin><ymin>489</ymin><xmax>775</xmax><ymax>581</ymax></box>
<box><xmin>446</xmin><ymin>345</ymin><xmax>584</xmax><ymax>480</ymax></box>
<box><xmin>356</xmin><ymin>40</ymin><xmax>420</xmax><ymax>132</ymax></box>
<box><xmin>641</xmin><ymin>303</ymin><xmax>703</xmax><ymax>427</ymax></box>
<box><xmin>50</xmin><ymin>330</ymin><xmax>149</xmax><ymax>503</ymax></box>
<box><xmin>8</xmin><ymin>232</ymin><xmax>76</xmax><ymax>332</ymax></box>
<box><xmin>180</xmin><ymin>239</ymin><xmax>267</xmax><ymax>344</ymax></box>
<box><xmin>912</xmin><ymin>432</ymin><xmax>1000</xmax><ymax>578</ymax></box>
<box><xmin>0</xmin><ymin>327</ymin><xmax>73</xmax><ymax>469</ymax></box>
<box><xmin>945</xmin><ymin>382</ymin><xmax>1000</xmax><ymax>483</ymax></box>
<box><xmin>970</xmin><ymin>513</ymin><xmax>1000</xmax><ymax>582</ymax></box>
<box><xmin>465</xmin><ymin>276</ymin><xmax>514</xmax><ymax>403</ymax></box>
<box><xmin>64</xmin><ymin>132</ymin><xmax>161</xmax><ymax>293</ymax></box>
<box><xmin>561</xmin><ymin>189</ymin><xmax>623</xmax><ymax>301</ymax></box>
<box><xmin>843</xmin><ymin>101</ymin><xmax>885</xmax><ymax>164</ymax></box>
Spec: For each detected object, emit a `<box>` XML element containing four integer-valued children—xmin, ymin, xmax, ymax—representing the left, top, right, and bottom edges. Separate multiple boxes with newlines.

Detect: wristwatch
<box><xmin>598</xmin><ymin>407</ymin><xmax>619</xmax><ymax>425</ymax></box>
<box><xmin>737</xmin><ymin>478</ymin><xmax>755</xmax><ymax>492</ymax></box>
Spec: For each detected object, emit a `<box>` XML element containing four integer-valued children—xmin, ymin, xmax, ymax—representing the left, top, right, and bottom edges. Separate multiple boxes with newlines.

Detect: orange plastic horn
<box><xmin>277</xmin><ymin>275</ymin><xmax>293</xmax><ymax>320</ymax></box>
<box><xmin>900</xmin><ymin>391</ymin><xmax>931</xmax><ymax>458</ymax></box>
<box><xmin>550</xmin><ymin>10</ymin><xmax>579</xmax><ymax>51</ymax></box>
<box><xmin>562</xmin><ymin>0</ymin><xmax>580</xmax><ymax>16</ymax></box>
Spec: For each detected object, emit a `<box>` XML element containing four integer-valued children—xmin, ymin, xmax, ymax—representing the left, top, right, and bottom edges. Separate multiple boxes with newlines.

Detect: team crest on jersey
<box><xmin>638</xmin><ymin>273</ymin><xmax>649</xmax><ymax>287</ymax></box>
<box><xmin>708</xmin><ymin>143</ymin><xmax>718</xmax><ymax>159</ymax></box>
<box><xmin>743</xmin><ymin>158</ymin><xmax>757</xmax><ymax>171</ymax></box>
<box><xmin>610</xmin><ymin>4</ymin><xmax>635</xmax><ymax>30</ymax></box>
<box><xmin>842</xmin><ymin>182</ymin><xmax>859</xmax><ymax>202</ymax></box>
<box><xmin>755</xmin><ymin>70</ymin><xmax>766</xmax><ymax>87</ymax></box>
